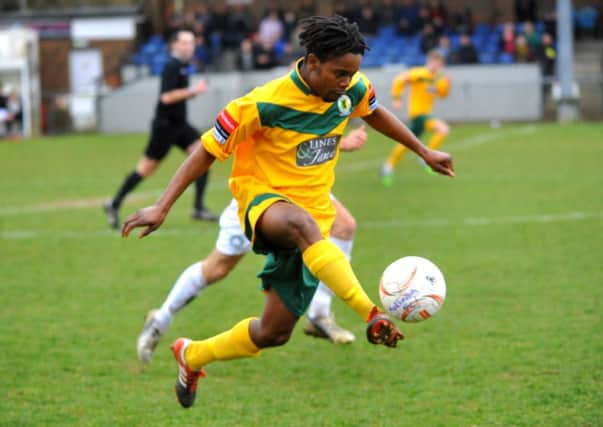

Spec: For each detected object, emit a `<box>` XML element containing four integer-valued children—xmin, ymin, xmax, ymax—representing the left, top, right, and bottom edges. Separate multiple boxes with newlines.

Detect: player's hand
<box><xmin>392</xmin><ymin>99</ymin><xmax>402</xmax><ymax>110</ymax></box>
<box><xmin>121</xmin><ymin>205</ymin><xmax>167</xmax><ymax>239</ymax></box>
<box><xmin>340</xmin><ymin>125</ymin><xmax>367</xmax><ymax>152</ymax></box>
<box><xmin>422</xmin><ymin>148</ymin><xmax>455</xmax><ymax>177</ymax></box>
<box><xmin>192</xmin><ymin>79</ymin><xmax>208</xmax><ymax>96</ymax></box>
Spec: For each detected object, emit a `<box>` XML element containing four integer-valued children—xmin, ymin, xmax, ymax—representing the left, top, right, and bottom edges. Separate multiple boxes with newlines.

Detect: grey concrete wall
<box><xmin>99</xmin><ymin>64</ymin><xmax>542</xmax><ymax>133</ymax></box>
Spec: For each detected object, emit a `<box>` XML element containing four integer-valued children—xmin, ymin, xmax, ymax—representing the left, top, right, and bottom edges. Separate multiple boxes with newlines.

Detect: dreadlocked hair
<box><xmin>298</xmin><ymin>15</ymin><xmax>369</xmax><ymax>62</ymax></box>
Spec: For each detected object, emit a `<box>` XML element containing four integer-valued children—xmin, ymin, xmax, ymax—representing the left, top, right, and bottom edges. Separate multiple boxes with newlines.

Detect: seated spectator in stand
<box><xmin>237</xmin><ymin>38</ymin><xmax>255</xmax><ymax>71</ymax></box>
<box><xmin>253</xmin><ymin>40</ymin><xmax>279</xmax><ymax>70</ymax></box>
<box><xmin>222</xmin><ymin>5</ymin><xmax>254</xmax><ymax>50</ymax></box>
<box><xmin>522</xmin><ymin>21</ymin><xmax>541</xmax><ymax>52</ymax></box>
<box><xmin>514</xmin><ymin>34</ymin><xmax>533</xmax><ymax>62</ymax></box>
<box><xmin>420</xmin><ymin>23</ymin><xmax>439</xmax><ymax>54</ymax></box>
<box><xmin>499</xmin><ymin>22</ymin><xmax>516</xmax><ymax>56</ymax></box>
<box><xmin>258</xmin><ymin>10</ymin><xmax>284</xmax><ymax>48</ymax></box>
<box><xmin>194</xmin><ymin>34</ymin><xmax>211</xmax><ymax>70</ymax></box>
<box><xmin>380</xmin><ymin>0</ymin><xmax>398</xmax><ymax>26</ymax></box>
<box><xmin>436</xmin><ymin>35</ymin><xmax>451</xmax><ymax>62</ymax></box>
<box><xmin>450</xmin><ymin>6</ymin><xmax>473</xmax><ymax>35</ymax></box>
<box><xmin>297</xmin><ymin>0</ymin><xmax>316</xmax><ymax>20</ymax></box>
<box><xmin>417</xmin><ymin>6</ymin><xmax>433</xmax><ymax>31</ymax></box>
<box><xmin>282</xmin><ymin>10</ymin><xmax>298</xmax><ymax>42</ymax></box>
<box><xmin>515</xmin><ymin>0</ymin><xmax>537</xmax><ymax>23</ymax></box>
<box><xmin>397</xmin><ymin>0</ymin><xmax>420</xmax><ymax>36</ymax></box>
<box><xmin>453</xmin><ymin>33</ymin><xmax>478</xmax><ymax>64</ymax></box>
<box><xmin>536</xmin><ymin>33</ymin><xmax>556</xmax><ymax>78</ymax></box>
<box><xmin>357</xmin><ymin>5</ymin><xmax>380</xmax><ymax>37</ymax></box>
<box><xmin>428</xmin><ymin>0</ymin><xmax>447</xmax><ymax>35</ymax></box>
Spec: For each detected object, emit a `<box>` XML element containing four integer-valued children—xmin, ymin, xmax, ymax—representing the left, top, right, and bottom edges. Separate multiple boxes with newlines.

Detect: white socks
<box><xmin>154</xmin><ymin>262</ymin><xmax>206</xmax><ymax>333</ymax></box>
<box><xmin>307</xmin><ymin>237</ymin><xmax>354</xmax><ymax>320</ymax></box>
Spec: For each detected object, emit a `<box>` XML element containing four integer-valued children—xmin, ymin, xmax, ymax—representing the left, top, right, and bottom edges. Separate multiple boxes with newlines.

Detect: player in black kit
<box><xmin>104</xmin><ymin>29</ymin><xmax>217</xmax><ymax>228</ymax></box>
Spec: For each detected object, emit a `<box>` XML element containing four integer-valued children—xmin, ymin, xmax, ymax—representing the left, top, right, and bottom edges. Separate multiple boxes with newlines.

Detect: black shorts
<box><xmin>144</xmin><ymin>118</ymin><xmax>201</xmax><ymax>161</ymax></box>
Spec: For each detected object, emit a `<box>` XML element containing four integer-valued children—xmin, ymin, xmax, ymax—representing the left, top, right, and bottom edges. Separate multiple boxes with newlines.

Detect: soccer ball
<box><xmin>379</xmin><ymin>256</ymin><xmax>446</xmax><ymax>322</ymax></box>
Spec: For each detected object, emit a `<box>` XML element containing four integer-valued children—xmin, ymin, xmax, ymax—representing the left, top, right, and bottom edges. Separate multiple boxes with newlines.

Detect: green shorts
<box><xmin>244</xmin><ymin>193</ymin><xmax>320</xmax><ymax>317</ymax></box>
<box><xmin>408</xmin><ymin>114</ymin><xmax>432</xmax><ymax>137</ymax></box>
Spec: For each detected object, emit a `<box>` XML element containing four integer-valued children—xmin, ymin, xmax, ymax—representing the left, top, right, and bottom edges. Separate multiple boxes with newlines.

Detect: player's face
<box><xmin>174</xmin><ymin>32</ymin><xmax>196</xmax><ymax>62</ymax></box>
<box><xmin>307</xmin><ymin>53</ymin><xmax>362</xmax><ymax>102</ymax></box>
<box><xmin>427</xmin><ymin>57</ymin><xmax>444</xmax><ymax>74</ymax></box>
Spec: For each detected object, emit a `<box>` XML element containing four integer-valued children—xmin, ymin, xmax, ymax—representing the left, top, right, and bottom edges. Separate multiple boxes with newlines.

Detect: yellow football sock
<box><xmin>386</xmin><ymin>144</ymin><xmax>407</xmax><ymax>168</ymax></box>
<box><xmin>303</xmin><ymin>240</ymin><xmax>376</xmax><ymax>321</ymax></box>
<box><xmin>184</xmin><ymin>317</ymin><xmax>261</xmax><ymax>370</ymax></box>
<box><xmin>427</xmin><ymin>132</ymin><xmax>446</xmax><ymax>151</ymax></box>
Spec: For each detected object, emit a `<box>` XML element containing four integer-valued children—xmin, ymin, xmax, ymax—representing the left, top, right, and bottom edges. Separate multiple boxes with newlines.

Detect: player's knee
<box><xmin>332</xmin><ymin>214</ymin><xmax>356</xmax><ymax>240</ymax></box>
<box><xmin>286</xmin><ymin>210</ymin><xmax>321</xmax><ymax>245</ymax></box>
<box><xmin>254</xmin><ymin>327</ymin><xmax>292</xmax><ymax>348</ymax></box>
<box><xmin>439</xmin><ymin>123</ymin><xmax>450</xmax><ymax>136</ymax></box>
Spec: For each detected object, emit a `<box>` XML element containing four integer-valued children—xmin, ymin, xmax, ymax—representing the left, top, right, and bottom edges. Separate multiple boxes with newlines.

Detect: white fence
<box><xmin>99</xmin><ymin>64</ymin><xmax>543</xmax><ymax>133</ymax></box>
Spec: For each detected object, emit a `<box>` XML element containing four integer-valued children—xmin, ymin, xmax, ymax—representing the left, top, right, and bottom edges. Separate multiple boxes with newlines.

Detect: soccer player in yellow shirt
<box><xmin>381</xmin><ymin>50</ymin><xmax>451</xmax><ymax>186</ymax></box>
<box><xmin>122</xmin><ymin>16</ymin><xmax>454</xmax><ymax>408</ymax></box>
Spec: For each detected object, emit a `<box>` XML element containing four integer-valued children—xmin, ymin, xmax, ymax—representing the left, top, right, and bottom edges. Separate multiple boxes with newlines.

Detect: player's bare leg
<box><xmin>257</xmin><ymin>202</ymin><xmax>403</xmax><ymax>346</ymax></box>
<box><xmin>103</xmin><ymin>157</ymin><xmax>159</xmax><ymax>229</ymax></box>
<box><xmin>137</xmin><ymin>249</ymin><xmax>244</xmax><ymax>363</ymax></box>
<box><xmin>305</xmin><ymin>198</ymin><xmax>357</xmax><ymax>344</ymax></box>
<box><xmin>173</xmin><ymin>287</ymin><xmax>295</xmax><ymax>408</ymax></box>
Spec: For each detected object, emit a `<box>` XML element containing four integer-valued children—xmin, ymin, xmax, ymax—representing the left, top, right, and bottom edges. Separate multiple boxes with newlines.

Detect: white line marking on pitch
<box><xmin>2</xmin><ymin>211</ymin><xmax>600</xmax><ymax>240</ymax></box>
<box><xmin>0</xmin><ymin>125</ymin><xmax>537</xmax><ymax>217</ymax></box>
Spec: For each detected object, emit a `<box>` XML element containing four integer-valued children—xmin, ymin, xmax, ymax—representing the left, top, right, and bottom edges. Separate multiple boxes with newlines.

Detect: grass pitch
<box><xmin>1</xmin><ymin>122</ymin><xmax>601</xmax><ymax>426</ymax></box>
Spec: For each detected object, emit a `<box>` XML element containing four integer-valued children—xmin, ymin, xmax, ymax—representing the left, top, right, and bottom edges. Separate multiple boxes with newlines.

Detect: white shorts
<box><xmin>215</xmin><ymin>194</ymin><xmax>337</xmax><ymax>256</ymax></box>
<box><xmin>215</xmin><ymin>198</ymin><xmax>251</xmax><ymax>256</ymax></box>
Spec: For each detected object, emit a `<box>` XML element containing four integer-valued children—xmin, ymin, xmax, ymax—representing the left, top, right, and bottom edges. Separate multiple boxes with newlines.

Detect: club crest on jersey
<box><xmin>213</xmin><ymin>109</ymin><xmax>239</xmax><ymax>144</ymax></box>
<box><xmin>336</xmin><ymin>94</ymin><xmax>352</xmax><ymax>117</ymax></box>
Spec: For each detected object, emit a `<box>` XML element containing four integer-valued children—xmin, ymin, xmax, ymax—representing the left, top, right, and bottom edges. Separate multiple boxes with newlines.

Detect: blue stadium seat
<box><xmin>576</xmin><ymin>7</ymin><xmax>598</xmax><ymax>31</ymax></box>
<box><xmin>479</xmin><ymin>52</ymin><xmax>496</xmax><ymax>64</ymax></box>
<box><xmin>498</xmin><ymin>52</ymin><xmax>514</xmax><ymax>64</ymax></box>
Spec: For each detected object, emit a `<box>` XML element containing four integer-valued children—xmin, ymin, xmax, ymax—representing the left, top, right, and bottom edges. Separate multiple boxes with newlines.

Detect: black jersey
<box><xmin>155</xmin><ymin>56</ymin><xmax>190</xmax><ymax>122</ymax></box>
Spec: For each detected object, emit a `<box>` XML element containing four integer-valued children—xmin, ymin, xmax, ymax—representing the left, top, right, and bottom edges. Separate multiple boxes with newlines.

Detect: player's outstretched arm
<box><xmin>122</xmin><ymin>144</ymin><xmax>215</xmax><ymax>238</ymax></box>
<box><xmin>362</xmin><ymin>106</ymin><xmax>454</xmax><ymax>177</ymax></box>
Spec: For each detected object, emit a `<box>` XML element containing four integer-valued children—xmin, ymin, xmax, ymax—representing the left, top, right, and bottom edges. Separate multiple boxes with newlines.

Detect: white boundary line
<box><xmin>2</xmin><ymin>211</ymin><xmax>600</xmax><ymax>240</ymax></box>
<box><xmin>0</xmin><ymin>125</ymin><xmax>536</xmax><ymax>217</ymax></box>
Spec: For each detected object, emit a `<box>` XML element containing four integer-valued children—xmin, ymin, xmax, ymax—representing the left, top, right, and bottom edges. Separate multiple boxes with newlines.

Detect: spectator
<box><xmin>397</xmin><ymin>0</ymin><xmax>420</xmax><ymax>36</ymax></box>
<box><xmin>536</xmin><ymin>32</ymin><xmax>556</xmax><ymax>78</ymax></box>
<box><xmin>523</xmin><ymin>21</ymin><xmax>541</xmax><ymax>52</ymax></box>
<box><xmin>437</xmin><ymin>35</ymin><xmax>451</xmax><ymax>62</ymax></box>
<box><xmin>543</xmin><ymin>9</ymin><xmax>557</xmax><ymax>40</ymax></box>
<box><xmin>427</xmin><ymin>0</ymin><xmax>447</xmax><ymax>23</ymax></box>
<box><xmin>253</xmin><ymin>40</ymin><xmax>279</xmax><ymax>70</ymax></box>
<box><xmin>417</xmin><ymin>6</ymin><xmax>433</xmax><ymax>31</ymax></box>
<box><xmin>258</xmin><ymin>10</ymin><xmax>284</xmax><ymax>47</ymax></box>
<box><xmin>194</xmin><ymin>34</ymin><xmax>211</xmax><ymax>70</ymax></box>
<box><xmin>500</xmin><ymin>22</ymin><xmax>516</xmax><ymax>56</ymax></box>
<box><xmin>6</xmin><ymin>90</ymin><xmax>22</xmax><ymax>137</ymax></box>
<box><xmin>514</xmin><ymin>34</ymin><xmax>533</xmax><ymax>62</ymax></box>
<box><xmin>515</xmin><ymin>0</ymin><xmax>537</xmax><ymax>23</ymax></box>
<box><xmin>222</xmin><ymin>5</ymin><xmax>254</xmax><ymax>50</ymax></box>
<box><xmin>420</xmin><ymin>23</ymin><xmax>439</xmax><ymax>54</ymax></box>
<box><xmin>357</xmin><ymin>5</ymin><xmax>380</xmax><ymax>37</ymax></box>
<box><xmin>282</xmin><ymin>10</ymin><xmax>298</xmax><ymax>42</ymax></box>
<box><xmin>380</xmin><ymin>0</ymin><xmax>398</xmax><ymax>26</ymax></box>
<box><xmin>333</xmin><ymin>1</ymin><xmax>357</xmax><ymax>23</ymax></box>
<box><xmin>297</xmin><ymin>0</ymin><xmax>316</xmax><ymax>20</ymax></box>
<box><xmin>454</xmin><ymin>33</ymin><xmax>478</xmax><ymax>64</ymax></box>
<box><xmin>450</xmin><ymin>6</ymin><xmax>473</xmax><ymax>35</ymax></box>
<box><xmin>237</xmin><ymin>39</ymin><xmax>255</xmax><ymax>71</ymax></box>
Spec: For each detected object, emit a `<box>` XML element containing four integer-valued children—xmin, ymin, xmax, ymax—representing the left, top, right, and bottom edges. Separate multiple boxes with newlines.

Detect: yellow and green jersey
<box><xmin>202</xmin><ymin>59</ymin><xmax>378</xmax><ymax>236</ymax></box>
<box><xmin>391</xmin><ymin>66</ymin><xmax>449</xmax><ymax>118</ymax></box>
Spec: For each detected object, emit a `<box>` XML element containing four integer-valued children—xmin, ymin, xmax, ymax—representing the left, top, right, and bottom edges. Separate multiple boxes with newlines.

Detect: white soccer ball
<box><xmin>379</xmin><ymin>256</ymin><xmax>446</xmax><ymax>322</ymax></box>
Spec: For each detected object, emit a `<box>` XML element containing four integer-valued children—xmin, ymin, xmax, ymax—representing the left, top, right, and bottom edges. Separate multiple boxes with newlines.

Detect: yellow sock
<box><xmin>427</xmin><ymin>132</ymin><xmax>446</xmax><ymax>151</ymax></box>
<box><xmin>386</xmin><ymin>144</ymin><xmax>407</xmax><ymax>168</ymax></box>
<box><xmin>303</xmin><ymin>240</ymin><xmax>376</xmax><ymax>321</ymax></box>
<box><xmin>184</xmin><ymin>317</ymin><xmax>261</xmax><ymax>370</ymax></box>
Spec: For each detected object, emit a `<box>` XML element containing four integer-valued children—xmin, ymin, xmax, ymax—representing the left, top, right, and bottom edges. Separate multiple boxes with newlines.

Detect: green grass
<box><xmin>1</xmin><ymin>122</ymin><xmax>601</xmax><ymax>426</ymax></box>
